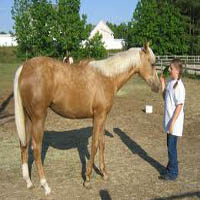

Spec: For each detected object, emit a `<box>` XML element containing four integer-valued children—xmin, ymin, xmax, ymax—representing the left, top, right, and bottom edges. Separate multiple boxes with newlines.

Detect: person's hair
<box><xmin>170</xmin><ymin>58</ymin><xmax>183</xmax><ymax>89</ymax></box>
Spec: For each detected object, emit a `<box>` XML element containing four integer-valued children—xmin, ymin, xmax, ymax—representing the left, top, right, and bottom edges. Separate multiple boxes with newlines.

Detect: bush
<box><xmin>79</xmin><ymin>32</ymin><xmax>108</xmax><ymax>60</ymax></box>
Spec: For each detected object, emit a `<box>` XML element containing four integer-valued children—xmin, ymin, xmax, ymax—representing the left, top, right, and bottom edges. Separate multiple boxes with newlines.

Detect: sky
<box><xmin>0</xmin><ymin>0</ymin><xmax>138</xmax><ymax>33</ymax></box>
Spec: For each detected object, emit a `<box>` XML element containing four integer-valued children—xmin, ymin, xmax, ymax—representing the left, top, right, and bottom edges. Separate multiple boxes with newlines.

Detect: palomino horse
<box><xmin>14</xmin><ymin>43</ymin><xmax>160</xmax><ymax>195</ymax></box>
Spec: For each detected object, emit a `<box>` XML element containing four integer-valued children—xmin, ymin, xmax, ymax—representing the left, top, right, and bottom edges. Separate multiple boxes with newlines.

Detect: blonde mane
<box><xmin>89</xmin><ymin>47</ymin><xmax>155</xmax><ymax>77</ymax></box>
<box><xmin>89</xmin><ymin>48</ymin><xmax>141</xmax><ymax>77</ymax></box>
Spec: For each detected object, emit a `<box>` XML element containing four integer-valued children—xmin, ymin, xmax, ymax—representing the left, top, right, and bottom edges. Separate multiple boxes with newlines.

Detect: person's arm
<box><xmin>168</xmin><ymin>104</ymin><xmax>183</xmax><ymax>134</ymax></box>
<box><xmin>160</xmin><ymin>74</ymin><xmax>166</xmax><ymax>100</ymax></box>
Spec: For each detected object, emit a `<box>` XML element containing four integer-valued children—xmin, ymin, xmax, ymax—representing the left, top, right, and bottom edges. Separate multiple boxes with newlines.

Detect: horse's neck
<box><xmin>112</xmin><ymin>67</ymin><xmax>138</xmax><ymax>92</ymax></box>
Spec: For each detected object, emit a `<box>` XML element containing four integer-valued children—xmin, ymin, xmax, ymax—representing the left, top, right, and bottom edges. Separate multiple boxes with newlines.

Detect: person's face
<box><xmin>169</xmin><ymin>64</ymin><xmax>179</xmax><ymax>79</ymax></box>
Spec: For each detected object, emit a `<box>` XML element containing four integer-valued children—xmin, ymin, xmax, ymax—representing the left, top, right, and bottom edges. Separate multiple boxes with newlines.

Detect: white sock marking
<box><xmin>22</xmin><ymin>163</ymin><xmax>33</xmax><ymax>188</ymax></box>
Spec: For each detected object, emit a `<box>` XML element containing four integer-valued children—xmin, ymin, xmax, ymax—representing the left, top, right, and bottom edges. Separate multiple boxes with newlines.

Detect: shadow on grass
<box><xmin>28</xmin><ymin>127</ymin><xmax>113</xmax><ymax>181</ymax></box>
<box><xmin>0</xmin><ymin>92</ymin><xmax>13</xmax><ymax>116</ymax></box>
<box><xmin>100</xmin><ymin>189</ymin><xmax>112</xmax><ymax>200</ymax></box>
<box><xmin>150</xmin><ymin>191</ymin><xmax>200</xmax><ymax>200</ymax></box>
<box><xmin>113</xmin><ymin>128</ymin><xmax>166</xmax><ymax>175</ymax></box>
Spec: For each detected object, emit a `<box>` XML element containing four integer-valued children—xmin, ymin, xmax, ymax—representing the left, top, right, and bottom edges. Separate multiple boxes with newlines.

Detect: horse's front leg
<box><xmin>84</xmin><ymin>112</ymin><xmax>106</xmax><ymax>188</ymax></box>
<box><xmin>99</xmin><ymin>127</ymin><xmax>108</xmax><ymax>181</ymax></box>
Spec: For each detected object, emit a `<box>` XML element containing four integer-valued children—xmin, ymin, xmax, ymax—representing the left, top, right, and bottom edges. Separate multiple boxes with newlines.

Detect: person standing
<box><xmin>159</xmin><ymin>58</ymin><xmax>185</xmax><ymax>181</ymax></box>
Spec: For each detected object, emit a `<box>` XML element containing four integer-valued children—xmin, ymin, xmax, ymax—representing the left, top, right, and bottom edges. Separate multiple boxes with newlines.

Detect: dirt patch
<box><xmin>0</xmin><ymin>77</ymin><xmax>200</xmax><ymax>200</ymax></box>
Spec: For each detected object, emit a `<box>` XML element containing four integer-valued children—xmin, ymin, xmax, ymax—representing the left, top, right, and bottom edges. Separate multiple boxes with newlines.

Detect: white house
<box><xmin>0</xmin><ymin>34</ymin><xmax>17</xmax><ymax>46</ymax></box>
<box><xmin>0</xmin><ymin>21</ymin><xmax>125</xmax><ymax>49</ymax></box>
<box><xmin>89</xmin><ymin>21</ymin><xmax>125</xmax><ymax>50</ymax></box>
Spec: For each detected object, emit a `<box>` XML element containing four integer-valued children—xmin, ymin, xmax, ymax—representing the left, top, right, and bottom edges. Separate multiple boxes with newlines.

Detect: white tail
<box><xmin>14</xmin><ymin>65</ymin><xmax>26</xmax><ymax>146</ymax></box>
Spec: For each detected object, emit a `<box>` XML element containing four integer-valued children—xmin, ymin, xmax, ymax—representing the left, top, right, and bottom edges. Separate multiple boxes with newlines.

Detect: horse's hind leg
<box><xmin>31</xmin><ymin>115</ymin><xmax>51</xmax><ymax>195</ymax></box>
<box><xmin>20</xmin><ymin>112</ymin><xmax>33</xmax><ymax>188</ymax></box>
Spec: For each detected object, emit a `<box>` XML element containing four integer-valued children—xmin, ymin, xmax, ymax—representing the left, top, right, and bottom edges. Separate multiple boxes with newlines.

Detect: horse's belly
<box><xmin>50</xmin><ymin>103</ymin><xmax>93</xmax><ymax>119</ymax></box>
<box><xmin>51</xmin><ymin>86</ymin><xmax>95</xmax><ymax>119</ymax></box>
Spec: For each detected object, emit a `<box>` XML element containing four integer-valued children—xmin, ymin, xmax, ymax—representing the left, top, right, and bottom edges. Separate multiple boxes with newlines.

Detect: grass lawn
<box><xmin>0</xmin><ymin>63</ymin><xmax>20</xmax><ymax>96</ymax></box>
<box><xmin>0</xmin><ymin>47</ymin><xmax>22</xmax><ymax>97</ymax></box>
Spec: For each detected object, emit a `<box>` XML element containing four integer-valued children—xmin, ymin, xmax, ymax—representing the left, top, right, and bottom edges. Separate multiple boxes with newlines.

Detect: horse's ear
<box><xmin>142</xmin><ymin>42</ymin><xmax>150</xmax><ymax>54</ymax></box>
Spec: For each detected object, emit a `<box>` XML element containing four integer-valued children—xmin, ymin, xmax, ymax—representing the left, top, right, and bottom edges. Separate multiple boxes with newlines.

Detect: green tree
<box><xmin>79</xmin><ymin>32</ymin><xmax>107</xmax><ymax>59</ymax></box>
<box><xmin>12</xmin><ymin>0</ymin><xmax>57</xmax><ymax>58</ymax></box>
<box><xmin>53</xmin><ymin>0</ymin><xmax>90</xmax><ymax>58</ymax></box>
<box><xmin>12</xmin><ymin>0</ymin><xmax>107</xmax><ymax>60</ymax></box>
<box><xmin>129</xmin><ymin>0</ymin><xmax>160</xmax><ymax>49</ymax></box>
<box><xmin>28</xmin><ymin>0</ymin><xmax>57</xmax><ymax>57</ymax></box>
<box><xmin>12</xmin><ymin>0</ymin><xmax>33</xmax><ymax>59</ymax></box>
<box><xmin>129</xmin><ymin>0</ymin><xmax>188</xmax><ymax>55</ymax></box>
<box><xmin>174</xmin><ymin>0</ymin><xmax>200</xmax><ymax>54</ymax></box>
<box><xmin>107</xmin><ymin>22</ymin><xmax>127</xmax><ymax>39</ymax></box>
<box><xmin>157</xmin><ymin>1</ymin><xmax>188</xmax><ymax>54</ymax></box>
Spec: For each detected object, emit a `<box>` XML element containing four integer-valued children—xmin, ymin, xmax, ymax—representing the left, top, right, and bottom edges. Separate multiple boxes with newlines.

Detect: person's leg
<box><xmin>167</xmin><ymin>134</ymin><xmax>178</xmax><ymax>178</ymax></box>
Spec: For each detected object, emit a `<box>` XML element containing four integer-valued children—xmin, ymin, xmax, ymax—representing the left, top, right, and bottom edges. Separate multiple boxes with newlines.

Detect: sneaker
<box><xmin>158</xmin><ymin>174</ymin><xmax>177</xmax><ymax>181</ymax></box>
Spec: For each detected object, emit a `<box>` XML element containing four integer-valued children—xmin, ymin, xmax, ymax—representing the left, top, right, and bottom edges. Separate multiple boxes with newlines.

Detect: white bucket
<box><xmin>145</xmin><ymin>105</ymin><xmax>153</xmax><ymax>113</ymax></box>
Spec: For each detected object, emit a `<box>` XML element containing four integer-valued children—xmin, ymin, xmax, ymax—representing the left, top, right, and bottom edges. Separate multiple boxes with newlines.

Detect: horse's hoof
<box><xmin>83</xmin><ymin>181</ymin><xmax>91</xmax><ymax>189</ymax></box>
<box><xmin>27</xmin><ymin>182</ymin><xmax>33</xmax><ymax>189</ymax></box>
<box><xmin>45</xmin><ymin>187</ymin><xmax>51</xmax><ymax>196</ymax></box>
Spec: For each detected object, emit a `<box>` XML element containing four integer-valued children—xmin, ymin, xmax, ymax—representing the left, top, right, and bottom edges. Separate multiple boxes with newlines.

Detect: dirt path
<box><xmin>0</xmin><ymin>77</ymin><xmax>199</xmax><ymax>200</ymax></box>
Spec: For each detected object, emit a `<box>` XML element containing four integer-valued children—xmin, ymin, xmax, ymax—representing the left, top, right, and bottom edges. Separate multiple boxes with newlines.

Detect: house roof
<box><xmin>90</xmin><ymin>20</ymin><xmax>114</xmax><ymax>38</ymax></box>
<box><xmin>87</xmin><ymin>20</ymin><xmax>124</xmax><ymax>50</ymax></box>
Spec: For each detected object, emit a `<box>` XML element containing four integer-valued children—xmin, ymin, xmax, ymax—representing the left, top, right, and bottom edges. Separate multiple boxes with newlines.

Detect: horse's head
<box><xmin>138</xmin><ymin>42</ymin><xmax>160</xmax><ymax>93</ymax></box>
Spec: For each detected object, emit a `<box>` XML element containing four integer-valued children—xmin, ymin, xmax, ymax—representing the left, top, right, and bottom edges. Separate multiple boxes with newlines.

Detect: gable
<box><xmin>89</xmin><ymin>21</ymin><xmax>114</xmax><ymax>39</ymax></box>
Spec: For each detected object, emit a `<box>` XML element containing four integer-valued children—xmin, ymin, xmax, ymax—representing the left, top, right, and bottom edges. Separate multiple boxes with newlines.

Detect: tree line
<box><xmin>109</xmin><ymin>0</ymin><xmax>200</xmax><ymax>55</ymax></box>
<box><xmin>12</xmin><ymin>0</ymin><xmax>200</xmax><ymax>61</ymax></box>
<box><xmin>12</xmin><ymin>0</ymin><xmax>107</xmax><ymax>60</ymax></box>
